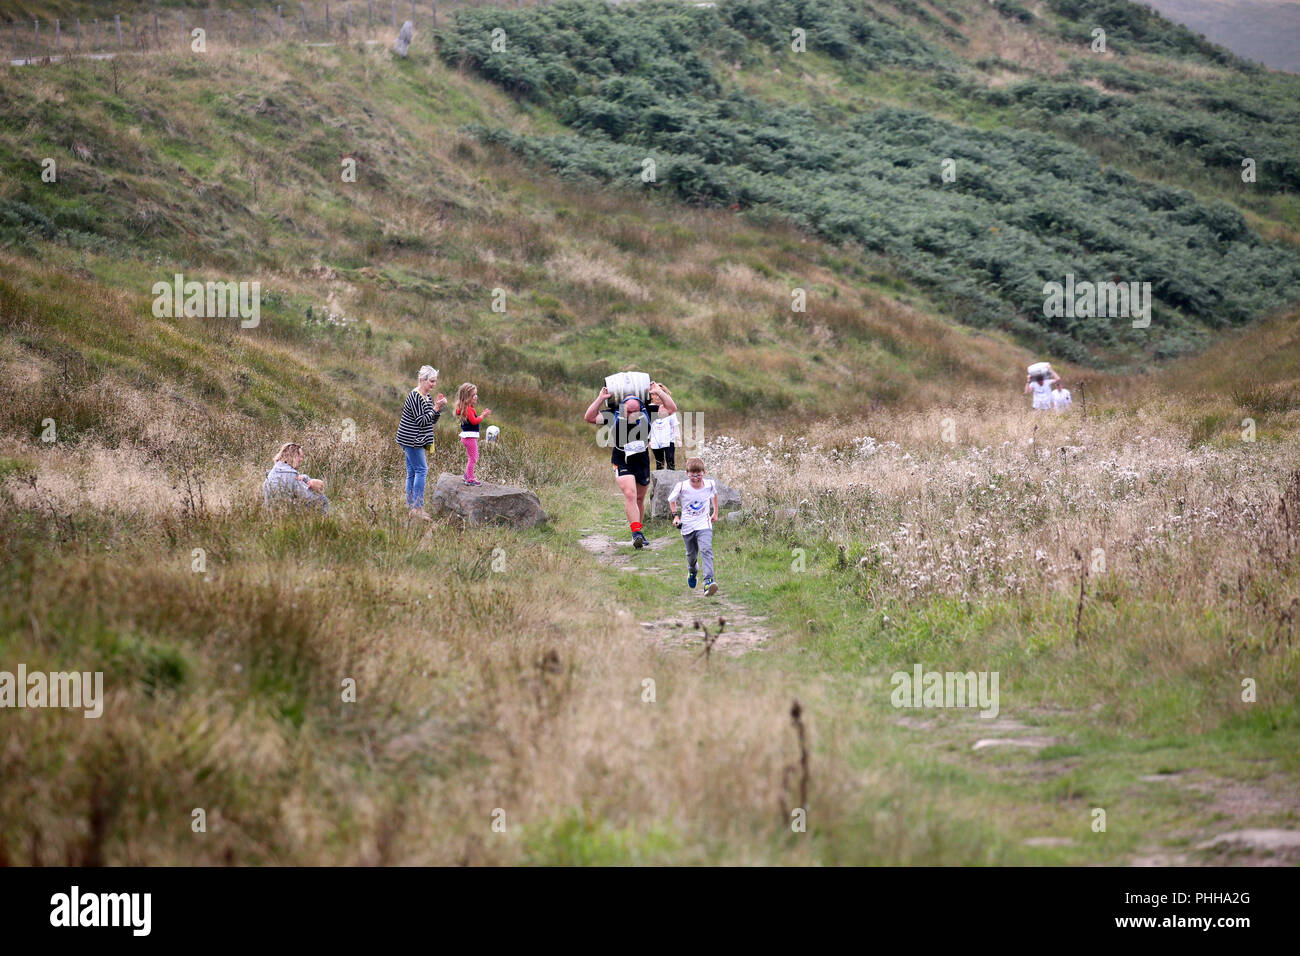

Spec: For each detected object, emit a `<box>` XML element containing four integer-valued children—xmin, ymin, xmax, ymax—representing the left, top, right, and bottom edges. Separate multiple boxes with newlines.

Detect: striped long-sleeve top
<box><xmin>395</xmin><ymin>388</ymin><xmax>442</xmax><ymax>447</ymax></box>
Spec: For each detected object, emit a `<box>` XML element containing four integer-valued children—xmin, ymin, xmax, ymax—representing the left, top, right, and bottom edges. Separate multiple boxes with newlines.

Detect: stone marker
<box><xmin>647</xmin><ymin>469</ymin><xmax>742</xmax><ymax>522</ymax></box>
<box><xmin>429</xmin><ymin>473</ymin><xmax>547</xmax><ymax>528</ymax></box>
<box><xmin>393</xmin><ymin>19</ymin><xmax>413</xmax><ymax>57</ymax></box>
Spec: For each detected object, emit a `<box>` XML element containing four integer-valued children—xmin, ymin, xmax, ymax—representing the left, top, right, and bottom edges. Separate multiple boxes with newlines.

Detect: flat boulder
<box><xmin>647</xmin><ymin>469</ymin><xmax>742</xmax><ymax>522</ymax></box>
<box><xmin>429</xmin><ymin>473</ymin><xmax>547</xmax><ymax>528</ymax></box>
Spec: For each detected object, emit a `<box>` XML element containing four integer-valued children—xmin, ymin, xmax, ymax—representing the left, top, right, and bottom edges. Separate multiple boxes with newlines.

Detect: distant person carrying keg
<box><xmin>584</xmin><ymin>371</ymin><xmax>678</xmax><ymax>549</ymax></box>
<box><xmin>1024</xmin><ymin>361</ymin><xmax>1060</xmax><ymax>412</ymax></box>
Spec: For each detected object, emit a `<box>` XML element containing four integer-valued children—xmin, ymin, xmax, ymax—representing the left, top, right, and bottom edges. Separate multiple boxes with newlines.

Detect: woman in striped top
<box><xmin>395</xmin><ymin>365</ymin><xmax>447</xmax><ymax>521</ymax></box>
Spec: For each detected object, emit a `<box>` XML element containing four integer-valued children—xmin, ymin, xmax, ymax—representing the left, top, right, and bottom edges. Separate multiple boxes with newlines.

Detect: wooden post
<box><xmin>153</xmin><ymin>13</ymin><xmax>160</xmax><ymax>48</ymax></box>
<box><xmin>301</xmin><ymin>5</ymin><xmax>308</xmax><ymax>36</ymax></box>
<box><xmin>1079</xmin><ymin>381</ymin><xmax>1087</xmax><ymax>420</ymax></box>
<box><xmin>325</xmin><ymin>2</ymin><xmax>331</xmax><ymax>33</ymax></box>
<box><xmin>12</xmin><ymin>20</ymin><xmax>18</xmax><ymax>57</ymax></box>
<box><xmin>431</xmin><ymin>1</ymin><xmax>437</xmax><ymax>28</ymax></box>
<box><xmin>78</xmin><ymin>19</ymin><xmax>83</xmax><ymax>51</ymax></box>
<box><xmin>94</xmin><ymin>18</ymin><xmax>100</xmax><ymax>49</ymax></box>
<box><xmin>55</xmin><ymin>18</ymin><xmax>61</xmax><ymax>51</ymax></box>
<box><xmin>410</xmin><ymin>1</ymin><xmax>416</xmax><ymax>25</ymax></box>
<box><xmin>133</xmin><ymin>18</ymin><xmax>139</xmax><ymax>50</ymax></box>
<box><xmin>392</xmin><ymin>1</ymin><xmax>397</xmax><ymax>28</ymax></box>
<box><xmin>347</xmin><ymin>2</ymin><xmax>353</xmax><ymax>29</ymax></box>
<box><xmin>115</xmin><ymin>14</ymin><xmax>122</xmax><ymax>47</ymax></box>
<box><xmin>277</xmin><ymin>6</ymin><xmax>284</xmax><ymax>38</ymax></box>
<box><xmin>226</xmin><ymin>9</ymin><xmax>232</xmax><ymax>42</ymax></box>
<box><xmin>368</xmin><ymin>0</ymin><xmax>374</xmax><ymax>27</ymax></box>
<box><xmin>178</xmin><ymin>11</ymin><xmax>184</xmax><ymax>48</ymax></box>
<box><xmin>203</xmin><ymin>9</ymin><xmax>209</xmax><ymax>42</ymax></box>
<box><xmin>33</xmin><ymin>19</ymin><xmax>38</xmax><ymax>55</ymax></box>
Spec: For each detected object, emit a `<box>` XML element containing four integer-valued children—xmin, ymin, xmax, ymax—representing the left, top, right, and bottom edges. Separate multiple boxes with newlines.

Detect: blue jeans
<box><xmin>404</xmin><ymin>445</ymin><xmax>428</xmax><ymax>508</ymax></box>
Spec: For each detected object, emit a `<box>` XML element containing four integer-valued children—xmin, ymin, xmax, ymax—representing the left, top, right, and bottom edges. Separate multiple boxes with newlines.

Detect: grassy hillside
<box><xmin>1</xmin><ymin>0</ymin><xmax>1298</xmax><ymax>865</ymax></box>
<box><xmin>438</xmin><ymin>0</ymin><xmax>1300</xmax><ymax>363</ymax></box>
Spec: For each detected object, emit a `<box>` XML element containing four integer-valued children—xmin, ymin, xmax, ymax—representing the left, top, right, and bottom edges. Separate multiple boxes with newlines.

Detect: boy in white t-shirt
<box><xmin>1051</xmin><ymin>385</ymin><xmax>1072</xmax><ymax>411</ymax></box>
<box><xmin>667</xmin><ymin>456</ymin><xmax>720</xmax><ymax>595</ymax></box>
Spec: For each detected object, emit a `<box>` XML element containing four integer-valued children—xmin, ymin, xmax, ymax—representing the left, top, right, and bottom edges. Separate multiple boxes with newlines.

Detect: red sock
<box><xmin>631</xmin><ymin>521</ymin><xmax>642</xmax><ymax>533</ymax></box>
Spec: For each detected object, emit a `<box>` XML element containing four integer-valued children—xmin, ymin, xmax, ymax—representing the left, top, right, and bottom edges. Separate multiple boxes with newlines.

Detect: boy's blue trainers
<box><xmin>688</xmin><ymin>572</ymin><xmax>697</xmax><ymax>590</ymax></box>
<box><xmin>632</xmin><ymin>531</ymin><xmax>647</xmax><ymax>549</ymax></box>
<box><xmin>705</xmin><ymin>578</ymin><xmax>718</xmax><ymax>596</ymax></box>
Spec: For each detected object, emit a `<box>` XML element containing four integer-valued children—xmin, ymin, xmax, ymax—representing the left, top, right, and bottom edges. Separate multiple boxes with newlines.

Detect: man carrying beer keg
<box><xmin>584</xmin><ymin>376</ymin><xmax>678</xmax><ymax>549</ymax></box>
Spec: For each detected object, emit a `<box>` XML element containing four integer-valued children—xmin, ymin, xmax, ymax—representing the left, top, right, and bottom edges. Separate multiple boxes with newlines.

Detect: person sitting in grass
<box><xmin>263</xmin><ymin>442</ymin><xmax>329</xmax><ymax>514</ymax></box>
<box><xmin>668</xmin><ymin>456</ymin><xmax>719</xmax><ymax>596</ymax></box>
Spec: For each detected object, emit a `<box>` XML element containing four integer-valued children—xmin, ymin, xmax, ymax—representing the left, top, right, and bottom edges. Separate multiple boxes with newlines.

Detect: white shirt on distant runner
<box><xmin>668</xmin><ymin>478</ymin><xmax>716</xmax><ymax>534</ymax></box>
<box><xmin>649</xmin><ymin>413</ymin><xmax>679</xmax><ymax>450</ymax></box>
<box><xmin>1052</xmin><ymin>387</ymin><xmax>1072</xmax><ymax>411</ymax></box>
<box><xmin>1030</xmin><ymin>380</ymin><xmax>1053</xmax><ymax>410</ymax></box>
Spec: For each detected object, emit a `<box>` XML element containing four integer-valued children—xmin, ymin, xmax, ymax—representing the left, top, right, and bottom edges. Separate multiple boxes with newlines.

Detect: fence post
<box><xmin>368</xmin><ymin>0</ymin><xmax>374</xmax><ymax>27</ymax></box>
<box><xmin>33</xmin><ymin>19</ymin><xmax>38</xmax><ymax>56</ymax></box>
<box><xmin>203</xmin><ymin>9</ymin><xmax>209</xmax><ymax>42</ymax></box>
<box><xmin>153</xmin><ymin>13</ymin><xmax>159</xmax><ymax>48</ymax></box>
<box><xmin>410</xmin><ymin>1</ymin><xmax>416</xmax><ymax>25</ymax></box>
<box><xmin>133</xmin><ymin>18</ymin><xmax>139</xmax><ymax>50</ymax></box>
<box><xmin>56</xmin><ymin>18</ymin><xmax>61</xmax><ymax>51</ymax></box>
<box><xmin>325</xmin><ymin>3</ymin><xmax>331</xmax><ymax>33</ymax></box>
<box><xmin>431</xmin><ymin>1</ymin><xmax>437</xmax><ymax>28</ymax></box>
<box><xmin>78</xmin><ymin>18</ymin><xmax>83</xmax><ymax>51</ymax></box>
<box><xmin>178</xmin><ymin>11</ymin><xmax>184</xmax><ymax>48</ymax></box>
<box><xmin>115</xmin><ymin>14</ymin><xmax>122</xmax><ymax>47</ymax></box>
<box><xmin>392</xmin><ymin>1</ymin><xmax>397</xmax><ymax>29</ymax></box>
<box><xmin>94</xmin><ymin>18</ymin><xmax>100</xmax><ymax>49</ymax></box>
<box><xmin>301</xmin><ymin>5</ymin><xmax>308</xmax><ymax>36</ymax></box>
<box><xmin>226</xmin><ymin>9</ymin><xmax>232</xmax><ymax>42</ymax></box>
<box><xmin>347</xmin><ymin>2</ymin><xmax>353</xmax><ymax>29</ymax></box>
<box><xmin>277</xmin><ymin>6</ymin><xmax>284</xmax><ymax>38</ymax></box>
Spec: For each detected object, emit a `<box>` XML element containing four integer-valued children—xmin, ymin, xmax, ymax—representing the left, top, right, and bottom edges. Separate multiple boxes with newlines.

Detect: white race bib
<box><xmin>623</xmin><ymin>440</ymin><xmax>647</xmax><ymax>456</ymax></box>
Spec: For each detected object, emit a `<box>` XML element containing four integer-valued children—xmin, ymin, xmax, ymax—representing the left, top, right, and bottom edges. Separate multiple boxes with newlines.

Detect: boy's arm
<box><xmin>711</xmin><ymin>493</ymin><xmax>719</xmax><ymax>523</ymax></box>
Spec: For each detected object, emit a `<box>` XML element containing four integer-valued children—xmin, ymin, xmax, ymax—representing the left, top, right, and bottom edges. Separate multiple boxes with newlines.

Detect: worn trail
<box><xmin>577</xmin><ymin>522</ymin><xmax>771</xmax><ymax>658</ymax></box>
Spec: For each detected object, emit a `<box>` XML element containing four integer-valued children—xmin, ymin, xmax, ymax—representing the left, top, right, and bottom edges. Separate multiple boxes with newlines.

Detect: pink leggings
<box><xmin>462</xmin><ymin>436</ymin><xmax>479</xmax><ymax>481</ymax></box>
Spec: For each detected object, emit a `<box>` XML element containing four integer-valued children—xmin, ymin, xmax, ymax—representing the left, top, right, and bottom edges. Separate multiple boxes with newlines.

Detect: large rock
<box><xmin>429</xmin><ymin>473</ymin><xmax>547</xmax><ymax>528</ymax></box>
<box><xmin>647</xmin><ymin>469</ymin><xmax>742</xmax><ymax>522</ymax></box>
<box><xmin>393</xmin><ymin>20</ymin><xmax>414</xmax><ymax>57</ymax></box>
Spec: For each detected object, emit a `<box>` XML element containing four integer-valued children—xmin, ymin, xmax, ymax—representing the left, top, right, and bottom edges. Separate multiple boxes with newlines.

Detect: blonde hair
<box><xmin>417</xmin><ymin>365</ymin><xmax>439</xmax><ymax>383</ymax></box>
<box><xmin>274</xmin><ymin>442</ymin><xmax>303</xmax><ymax>465</ymax></box>
<box><xmin>685</xmin><ymin>457</ymin><xmax>705</xmax><ymax>473</ymax></box>
<box><xmin>454</xmin><ymin>383</ymin><xmax>477</xmax><ymax>416</ymax></box>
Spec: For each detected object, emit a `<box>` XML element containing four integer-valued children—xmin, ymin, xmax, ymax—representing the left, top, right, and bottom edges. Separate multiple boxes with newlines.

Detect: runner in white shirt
<box><xmin>649</xmin><ymin>411</ymin><xmax>681</xmax><ymax>470</ymax></box>
<box><xmin>1025</xmin><ymin>365</ymin><xmax>1061</xmax><ymax>411</ymax></box>
<box><xmin>667</xmin><ymin>456</ymin><xmax>720</xmax><ymax>595</ymax></box>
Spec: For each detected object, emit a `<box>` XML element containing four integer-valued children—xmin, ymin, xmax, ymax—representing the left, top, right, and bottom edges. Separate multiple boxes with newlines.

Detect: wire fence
<box><xmin>4</xmin><ymin>1</ymin><xmax>546</xmax><ymax>62</ymax></box>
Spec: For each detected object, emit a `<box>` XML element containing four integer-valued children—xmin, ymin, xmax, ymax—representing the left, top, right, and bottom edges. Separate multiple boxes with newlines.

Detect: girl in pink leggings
<box><xmin>455</xmin><ymin>383</ymin><xmax>491</xmax><ymax>485</ymax></box>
